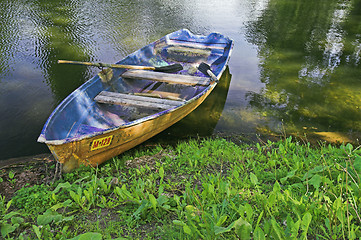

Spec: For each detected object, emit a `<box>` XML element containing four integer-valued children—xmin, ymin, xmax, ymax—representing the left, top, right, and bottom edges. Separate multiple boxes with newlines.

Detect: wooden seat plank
<box><xmin>121</xmin><ymin>69</ymin><xmax>211</xmax><ymax>86</ymax></box>
<box><xmin>94</xmin><ymin>91</ymin><xmax>183</xmax><ymax>109</ymax></box>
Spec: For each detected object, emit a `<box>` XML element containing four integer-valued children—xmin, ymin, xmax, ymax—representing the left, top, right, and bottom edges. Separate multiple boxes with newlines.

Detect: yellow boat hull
<box><xmin>47</xmin><ymin>86</ymin><xmax>213</xmax><ymax>172</ymax></box>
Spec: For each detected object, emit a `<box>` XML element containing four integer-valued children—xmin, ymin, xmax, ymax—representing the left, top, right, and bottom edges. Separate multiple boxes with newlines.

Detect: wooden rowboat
<box><xmin>38</xmin><ymin>29</ymin><xmax>233</xmax><ymax>172</ymax></box>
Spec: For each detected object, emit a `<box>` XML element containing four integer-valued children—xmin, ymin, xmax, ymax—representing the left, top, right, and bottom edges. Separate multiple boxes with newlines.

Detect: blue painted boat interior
<box><xmin>38</xmin><ymin>29</ymin><xmax>233</xmax><ymax>143</ymax></box>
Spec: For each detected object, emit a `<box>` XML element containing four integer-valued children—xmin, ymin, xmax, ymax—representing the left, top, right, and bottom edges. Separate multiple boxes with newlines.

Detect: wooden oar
<box><xmin>58</xmin><ymin>60</ymin><xmax>183</xmax><ymax>73</ymax></box>
<box><xmin>198</xmin><ymin>62</ymin><xmax>219</xmax><ymax>82</ymax></box>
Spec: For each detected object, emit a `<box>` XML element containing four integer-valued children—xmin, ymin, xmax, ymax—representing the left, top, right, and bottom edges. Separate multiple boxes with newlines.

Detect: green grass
<box><xmin>1</xmin><ymin>137</ymin><xmax>361</xmax><ymax>239</ymax></box>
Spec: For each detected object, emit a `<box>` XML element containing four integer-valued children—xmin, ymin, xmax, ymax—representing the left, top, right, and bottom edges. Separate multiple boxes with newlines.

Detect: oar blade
<box><xmin>198</xmin><ymin>62</ymin><xmax>211</xmax><ymax>76</ymax></box>
<box><xmin>154</xmin><ymin>63</ymin><xmax>183</xmax><ymax>73</ymax></box>
<box><xmin>198</xmin><ymin>62</ymin><xmax>219</xmax><ymax>82</ymax></box>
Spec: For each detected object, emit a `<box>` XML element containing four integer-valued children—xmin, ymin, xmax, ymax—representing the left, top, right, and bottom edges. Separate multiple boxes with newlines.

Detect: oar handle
<box><xmin>58</xmin><ymin>60</ymin><xmax>156</xmax><ymax>70</ymax></box>
<box><xmin>206</xmin><ymin>69</ymin><xmax>219</xmax><ymax>82</ymax></box>
<box><xmin>58</xmin><ymin>60</ymin><xmax>96</xmax><ymax>66</ymax></box>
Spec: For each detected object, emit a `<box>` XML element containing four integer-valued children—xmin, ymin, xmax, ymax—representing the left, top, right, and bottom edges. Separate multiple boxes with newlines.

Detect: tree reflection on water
<box><xmin>245</xmin><ymin>0</ymin><xmax>361</xmax><ymax>142</ymax></box>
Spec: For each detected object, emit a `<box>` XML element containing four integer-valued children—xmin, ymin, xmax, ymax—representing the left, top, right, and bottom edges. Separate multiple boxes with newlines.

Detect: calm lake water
<box><xmin>1</xmin><ymin>0</ymin><xmax>361</xmax><ymax>161</ymax></box>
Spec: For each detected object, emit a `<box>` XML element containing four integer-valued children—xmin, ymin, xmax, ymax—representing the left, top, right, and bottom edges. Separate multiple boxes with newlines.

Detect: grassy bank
<box><xmin>1</xmin><ymin>137</ymin><xmax>361</xmax><ymax>239</ymax></box>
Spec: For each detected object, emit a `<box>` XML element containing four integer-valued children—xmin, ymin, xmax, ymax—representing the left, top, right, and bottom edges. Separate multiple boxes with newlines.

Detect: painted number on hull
<box><xmin>90</xmin><ymin>135</ymin><xmax>113</xmax><ymax>151</ymax></box>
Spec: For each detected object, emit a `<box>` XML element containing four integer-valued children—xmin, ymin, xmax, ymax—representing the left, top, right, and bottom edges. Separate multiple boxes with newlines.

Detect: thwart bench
<box><xmin>94</xmin><ymin>91</ymin><xmax>183</xmax><ymax>110</ymax></box>
<box><xmin>121</xmin><ymin>69</ymin><xmax>211</xmax><ymax>86</ymax></box>
<box><xmin>94</xmin><ymin>70</ymin><xmax>211</xmax><ymax>109</ymax></box>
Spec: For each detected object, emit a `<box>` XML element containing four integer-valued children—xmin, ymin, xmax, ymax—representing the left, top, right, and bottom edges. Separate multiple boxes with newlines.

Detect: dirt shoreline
<box><xmin>0</xmin><ymin>153</ymin><xmax>57</xmax><ymax>200</ymax></box>
<box><xmin>2</xmin><ymin>130</ymin><xmax>354</xmax><ymax>170</ymax></box>
<box><xmin>0</xmin><ymin>153</ymin><xmax>54</xmax><ymax>169</ymax></box>
<box><xmin>1</xmin><ymin>131</ymin><xmax>352</xmax><ymax>200</ymax></box>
